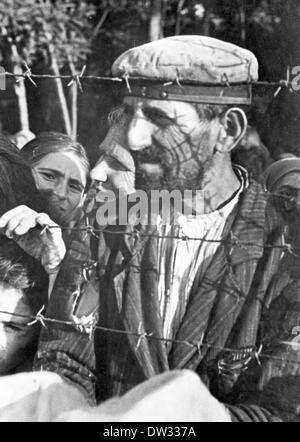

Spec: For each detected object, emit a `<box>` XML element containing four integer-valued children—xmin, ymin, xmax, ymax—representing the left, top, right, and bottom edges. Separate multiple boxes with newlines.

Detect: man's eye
<box><xmin>106</xmin><ymin>157</ymin><xmax>129</xmax><ymax>172</ymax></box>
<box><xmin>123</xmin><ymin>104</ymin><xmax>134</xmax><ymax>117</ymax></box>
<box><xmin>278</xmin><ymin>189</ymin><xmax>296</xmax><ymax>201</ymax></box>
<box><xmin>143</xmin><ymin>108</ymin><xmax>172</xmax><ymax>126</ymax></box>
<box><xmin>4</xmin><ymin>322</ymin><xmax>27</xmax><ymax>333</ymax></box>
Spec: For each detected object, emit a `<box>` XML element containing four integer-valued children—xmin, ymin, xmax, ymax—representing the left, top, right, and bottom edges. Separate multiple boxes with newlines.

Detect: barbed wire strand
<box><xmin>0</xmin><ymin>67</ymin><xmax>297</xmax><ymax>94</ymax></box>
<box><xmin>0</xmin><ymin>309</ymin><xmax>293</xmax><ymax>366</ymax></box>
<box><xmin>31</xmin><ymin>187</ymin><xmax>300</xmax><ymax>250</ymax></box>
<box><xmin>40</xmin><ymin>223</ymin><xmax>300</xmax><ymax>256</ymax></box>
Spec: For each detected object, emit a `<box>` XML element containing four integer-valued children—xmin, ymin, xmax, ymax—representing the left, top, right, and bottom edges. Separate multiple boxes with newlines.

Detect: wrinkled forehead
<box><xmin>123</xmin><ymin>96</ymin><xmax>199</xmax><ymax>120</ymax></box>
<box><xmin>34</xmin><ymin>152</ymin><xmax>87</xmax><ymax>186</ymax></box>
<box><xmin>0</xmin><ymin>285</ymin><xmax>31</xmax><ymax>322</ymax></box>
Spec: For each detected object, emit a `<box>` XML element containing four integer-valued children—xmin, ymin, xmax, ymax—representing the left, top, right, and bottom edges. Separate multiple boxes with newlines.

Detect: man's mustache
<box><xmin>131</xmin><ymin>140</ymin><xmax>176</xmax><ymax>169</ymax></box>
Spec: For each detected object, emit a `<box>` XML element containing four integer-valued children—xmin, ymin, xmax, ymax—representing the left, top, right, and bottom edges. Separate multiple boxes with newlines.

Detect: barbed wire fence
<box><xmin>0</xmin><ymin>64</ymin><xmax>300</xmax><ymax>373</ymax></box>
<box><xmin>0</xmin><ymin>192</ymin><xmax>299</xmax><ymax>370</ymax></box>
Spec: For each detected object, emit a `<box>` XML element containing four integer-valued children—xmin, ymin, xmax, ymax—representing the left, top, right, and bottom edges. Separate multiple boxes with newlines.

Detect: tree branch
<box><xmin>10</xmin><ymin>42</ymin><xmax>30</xmax><ymax>132</ymax></box>
<box><xmin>175</xmin><ymin>0</ymin><xmax>186</xmax><ymax>35</ymax></box>
<box><xmin>90</xmin><ymin>7</ymin><xmax>111</xmax><ymax>42</ymax></box>
<box><xmin>149</xmin><ymin>0</ymin><xmax>164</xmax><ymax>41</ymax></box>
<box><xmin>67</xmin><ymin>55</ymin><xmax>78</xmax><ymax>141</ymax></box>
<box><xmin>48</xmin><ymin>43</ymin><xmax>72</xmax><ymax>137</ymax></box>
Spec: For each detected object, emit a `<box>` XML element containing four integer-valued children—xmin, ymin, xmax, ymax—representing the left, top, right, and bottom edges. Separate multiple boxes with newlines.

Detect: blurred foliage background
<box><xmin>0</xmin><ymin>0</ymin><xmax>300</xmax><ymax>163</ymax></box>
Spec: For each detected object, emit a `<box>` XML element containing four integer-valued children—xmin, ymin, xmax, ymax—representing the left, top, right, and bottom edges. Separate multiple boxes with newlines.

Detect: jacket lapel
<box><xmin>112</xmin><ymin>224</ymin><xmax>169</xmax><ymax>379</ymax></box>
<box><xmin>169</xmin><ymin>182</ymin><xmax>269</xmax><ymax>370</ymax></box>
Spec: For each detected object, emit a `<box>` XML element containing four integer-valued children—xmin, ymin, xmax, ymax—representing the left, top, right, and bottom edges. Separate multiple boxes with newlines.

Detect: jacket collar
<box><xmin>225</xmin><ymin>178</ymin><xmax>268</xmax><ymax>266</ymax></box>
<box><xmin>120</xmin><ymin>168</ymin><xmax>268</xmax><ymax>266</ymax></box>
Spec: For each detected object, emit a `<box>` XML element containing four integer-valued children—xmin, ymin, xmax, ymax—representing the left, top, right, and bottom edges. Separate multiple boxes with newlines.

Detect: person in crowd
<box><xmin>0</xmin><ymin>254</ymin><xmax>47</xmax><ymax>376</ymax></box>
<box><xmin>90</xmin><ymin>109</ymin><xmax>135</xmax><ymax>197</ymax></box>
<box><xmin>0</xmin><ymin>132</ymin><xmax>90</xmax><ymax>294</ymax></box>
<box><xmin>256</xmin><ymin>156</ymin><xmax>300</xmax><ymax>421</ymax></box>
<box><xmin>0</xmin><ymin>135</ymin><xmax>48</xmax><ymax>374</ymax></box>
<box><xmin>20</xmin><ymin>132</ymin><xmax>90</xmax><ymax>228</ymax></box>
<box><xmin>232</xmin><ymin>125</ymin><xmax>273</xmax><ymax>183</ymax></box>
<box><xmin>34</xmin><ymin>36</ymin><xmax>298</xmax><ymax>421</ymax></box>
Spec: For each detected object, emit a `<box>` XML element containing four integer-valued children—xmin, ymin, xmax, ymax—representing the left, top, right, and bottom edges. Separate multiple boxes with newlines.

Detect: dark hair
<box><xmin>21</xmin><ymin>132</ymin><xmax>90</xmax><ymax>178</ymax></box>
<box><xmin>193</xmin><ymin>104</ymin><xmax>249</xmax><ymax>122</ymax></box>
<box><xmin>0</xmin><ymin>242</ymin><xmax>48</xmax><ymax>312</ymax></box>
<box><xmin>0</xmin><ymin>135</ymin><xmax>41</xmax><ymax>215</ymax></box>
<box><xmin>0</xmin><ymin>256</ymin><xmax>30</xmax><ymax>291</ymax></box>
<box><xmin>193</xmin><ymin>104</ymin><xmax>230</xmax><ymax>121</ymax></box>
<box><xmin>0</xmin><ymin>134</ymin><xmax>48</xmax><ymax>311</ymax></box>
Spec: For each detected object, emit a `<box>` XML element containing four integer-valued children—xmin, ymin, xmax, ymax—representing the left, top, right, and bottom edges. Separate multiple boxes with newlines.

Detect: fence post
<box><xmin>0</xmin><ymin>67</ymin><xmax>6</xmax><ymax>91</ymax></box>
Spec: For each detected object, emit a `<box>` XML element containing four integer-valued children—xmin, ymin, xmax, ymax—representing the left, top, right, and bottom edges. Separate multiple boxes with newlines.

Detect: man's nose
<box><xmin>0</xmin><ymin>325</ymin><xmax>7</xmax><ymax>348</ymax></box>
<box><xmin>127</xmin><ymin>115</ymin><xmax>153</xmax><ymax>151</ymax></box>
<box><xmin>90</xmin><ymin>159</ymin><xmax>109</xmax><ymax>182</ymax></box>
<box><xmin>296</xmin><ymin>191</ymin><xmax>300</xmax><ymax>207</ymax></box>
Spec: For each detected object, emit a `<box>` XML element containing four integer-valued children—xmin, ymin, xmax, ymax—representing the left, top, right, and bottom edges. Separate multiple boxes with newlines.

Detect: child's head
<box><xmin>0</xmin><ymin>250</ymin><xmax>47</xmax><ymax>374</ymax></box>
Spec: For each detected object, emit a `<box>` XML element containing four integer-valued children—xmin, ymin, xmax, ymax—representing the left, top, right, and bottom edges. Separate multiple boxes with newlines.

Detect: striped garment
<box><xmin>36</xmin><ymin>173</ymin><xmax>300</xmax><ymax>421</ymax></box>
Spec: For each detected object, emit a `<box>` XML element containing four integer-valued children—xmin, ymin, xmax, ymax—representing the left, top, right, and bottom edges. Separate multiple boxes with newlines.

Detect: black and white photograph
<box><xmin>0</xmin><ymin>0</ymin><xmax>299</xmax><ymax>424</ymax></box>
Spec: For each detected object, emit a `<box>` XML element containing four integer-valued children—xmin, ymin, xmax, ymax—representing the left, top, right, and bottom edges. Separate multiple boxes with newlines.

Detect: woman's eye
<box><xmin>41</xmin><ymin>172</ymin><xmax>56</xmax><ymax>181</ymax></box>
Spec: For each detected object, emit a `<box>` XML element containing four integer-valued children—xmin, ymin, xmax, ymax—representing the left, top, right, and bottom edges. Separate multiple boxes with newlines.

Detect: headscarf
<box><xmin>264</xmin><ymin>156</ymin><xmax>300</xmax><ymax>191</ymax></box>
<box><xmin>20</xmin><ymin>132</ymin><xmax>90</xmax><ymax>178</ymax></box>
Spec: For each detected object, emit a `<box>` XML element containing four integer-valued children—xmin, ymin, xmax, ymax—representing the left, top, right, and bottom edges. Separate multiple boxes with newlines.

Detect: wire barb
<box><xmin>221</xmin><ymin>73</ymin><xmax>232</xmax><ymax>88</ymax></box>
<box><xmin>274</xmin><ymin>66</ymin><xmax>293</xmax><ymax>97</ymax></box>
<box><xmin>72</xmin><ymin>313</ymin><xmax>97</xmax><ymax>339</ymax></box>
<box><xmin>123</xmin><ymin>72</ymin><xmax>132</xmax><ymax>94</ymax></box>
<box><xmin>68</xmin><ymin>65</ymin><xmax>86</xmax><ymax>92</ymax></box>
<box><xmin>40</xmin><ymin>225</ymin><xmax>49</xmax><ymax>236</ymax></box>
<box><xmin>22</xmin><ymin>62</ymin><xmax>38</xmax><ymax>88</ymax></box>
<box><xmin>27</xmin><ymin>306</ymin><xmax>46</xmax><ymax>328</ymax></box>
<box><xmin>136</xmin><ymin>323</ymin><xmax>146</xmax><ymax>350</ymax></box>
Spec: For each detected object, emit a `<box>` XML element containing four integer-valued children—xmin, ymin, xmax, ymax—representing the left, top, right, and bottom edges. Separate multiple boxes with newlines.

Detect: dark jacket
<box><xmin>34</xmin><ymin>180</ymin><xmax>300</xmax><ymax>421</ymax></box>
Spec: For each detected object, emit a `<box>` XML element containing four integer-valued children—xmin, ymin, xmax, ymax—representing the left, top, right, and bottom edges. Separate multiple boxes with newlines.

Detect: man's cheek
<box><xmin>0</xmin><ymin>332</ymin><xmax>31</xmax><ymax>373</ymax></box>
<box><xmin>0</xmin><ymin>340</ymin><xmax>11</xmax><ymax>373</ymax></box>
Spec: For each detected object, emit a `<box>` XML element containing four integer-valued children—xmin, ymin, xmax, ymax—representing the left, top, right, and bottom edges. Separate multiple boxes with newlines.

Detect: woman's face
<box><xmin>32</xmin><ymin>152</ymin><xmax>87</xmax><ymax>225</ymax></box>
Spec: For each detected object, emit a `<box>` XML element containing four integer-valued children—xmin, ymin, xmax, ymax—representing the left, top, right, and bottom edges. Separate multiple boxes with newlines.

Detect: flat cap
<box><xmin>112</xmin><ymin>35</ymin><xmax>259</xmax><ymax>105</ymax></box>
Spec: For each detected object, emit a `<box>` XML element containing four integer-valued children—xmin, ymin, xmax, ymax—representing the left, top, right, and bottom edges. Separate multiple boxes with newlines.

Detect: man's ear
<box><xmin>215</xmin><ymin>107</ymin><xmax>248</xmax><ymax>153</ymax></box>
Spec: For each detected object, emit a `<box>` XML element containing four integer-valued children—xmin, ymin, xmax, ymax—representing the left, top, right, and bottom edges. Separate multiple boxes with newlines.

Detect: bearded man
<box><xmin>34</xmin><ymin>36</ymin><xmax>298</xmax><ymax>421</ymax></box>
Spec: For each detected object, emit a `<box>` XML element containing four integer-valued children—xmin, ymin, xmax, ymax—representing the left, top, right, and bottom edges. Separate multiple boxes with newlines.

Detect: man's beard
<box><xmin>132</xmin><ymin>142</ymin><xmax>213</xmax><ymax>193</ymax></box>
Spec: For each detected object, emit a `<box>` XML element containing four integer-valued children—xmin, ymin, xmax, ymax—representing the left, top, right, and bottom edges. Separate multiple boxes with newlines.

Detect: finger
<box><xmin>36</xmin><ymin>213</ymin><xmax>60</xmax><ymax>231</ymax></box>
<box><xmin>2</xmin><ymin>209</ymin><xmax>37</xmax><ymax>237</ymax></box>
<box><xmin>0</xmin><ymin>205</ymin><xmax>34</xmax><ymax>229</ymax></box>
<box><xmin>13</xmin><ymin>213</ymin><xmax>42</xmax><ymax>236</ymax></box>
